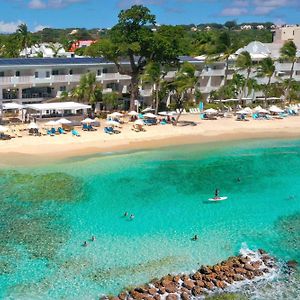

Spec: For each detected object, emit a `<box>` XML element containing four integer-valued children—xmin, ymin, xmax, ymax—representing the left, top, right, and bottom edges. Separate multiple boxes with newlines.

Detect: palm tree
<box><xmin>17</xmin><ymin>23</ymin><xmax>31</xmax><ymax>58</ymax></box>
<box><xmin>168</xmin><ymin>62</ymin><xmax>198</xmax><ymax>125</ymax></box>
<box><xmin>141</xmin><ymin>62</ymin><xmax>168</xmax><ymax>114</ymax></box>
<box><xmin>48</xmin><ymin>43</ymin><xmax>64</xmax><ymax>58</ymax></box>
<box><xmin>257</xmin><ymin>57</ymin><xmax>275</xmax><ymax>102</ymax></box>
<box><xmin>280</xmin><ymin>41</ymin><xmax>298</xmax><ymax>102</ymax></box>
<box><xmin>236</xmin><ymin>51</ymin><xmax>253</xmax><ymax>98</ymax></box>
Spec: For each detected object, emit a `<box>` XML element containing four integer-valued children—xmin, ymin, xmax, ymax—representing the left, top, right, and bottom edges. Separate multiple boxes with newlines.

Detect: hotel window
<box><xmin>15</xmin><ymin>71</ymin><xmax>20</xmax><ymax>77</ymax></box>
<box><xmin>97</xmin><ymin>69</ymin><xmax>102</xmax><ymax>76</ymax></box>
<box><xmin>60</xmin><ymin>86</ymin><xmax>66</xmax><ymax>91</ymax></box>
<box><xmin>35</xmin><ymin>72</ymin><xmax>39</xmax><ymax>78</ymax></box>
<box><xmin>102</xmin><ymin>68</ymin><xmax>108</xmax><ymax>74</ymax></box>
<box><xmin>52</xmin><ymin>70</ymin><xmax>59</xmax><ymax>75</ymax></box>
<box><xmin>69</xmin><ymin>69</ymin><xmax>73</xmax><ymax>75</ymax></box>
<box><xmin>0</xmin><ymin>72</ymin><xmax>4</xmax><ymax>77</ymax></box>
<box><xmin>46</xmin><ymin>71</ymin><xmax>50</xmax><ymax>78</ymax></box>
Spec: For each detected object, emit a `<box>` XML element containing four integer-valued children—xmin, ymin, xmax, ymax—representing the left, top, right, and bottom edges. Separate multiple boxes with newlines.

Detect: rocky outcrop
<box><xmin>101</xmin><ymin>250</ymin><xmax>277</xmax><ymax>300</ymax></box>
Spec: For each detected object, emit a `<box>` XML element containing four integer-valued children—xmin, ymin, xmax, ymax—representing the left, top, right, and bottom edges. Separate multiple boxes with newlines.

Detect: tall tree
<box><xmin>168</xmin><ymin>62</ymin><xmax>198</xmax><ymax>125</ymax></box>
<box><xmin>257</xmin><ymin>57</ymin><xmax>275</xmax><ymax>102</ymax></box>
<box><xmin>85</xmin><ymin>6</ymin><xmax>181</xmax><ymax>110</ymax></box>
<box><xmin>17</xmin><ymin>23</ymin><xmax>32</xmax><ymax>57</ymax></box>
<box><xmin>280</xmin><ymin>41</ymin><xmax>298</xmax><ymax>102</ymax></box>
<box><xmin>236</xmin><ymin>51</ymin><xmax>253</xmax><ymax>98</ymax></box>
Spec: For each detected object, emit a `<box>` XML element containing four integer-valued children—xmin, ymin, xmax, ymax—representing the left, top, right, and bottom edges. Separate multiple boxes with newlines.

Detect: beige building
<box><xmin>273</xmin><ymin>26</ymin><xmax>300</xmax><ymax>47</ymax></box>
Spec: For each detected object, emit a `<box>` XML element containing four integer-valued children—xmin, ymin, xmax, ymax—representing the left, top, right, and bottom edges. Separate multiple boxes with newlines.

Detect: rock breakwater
<box><xmin>100</xmin><ymin>249</ymin><xmax>278</xmax><ymax>300</ymax></box>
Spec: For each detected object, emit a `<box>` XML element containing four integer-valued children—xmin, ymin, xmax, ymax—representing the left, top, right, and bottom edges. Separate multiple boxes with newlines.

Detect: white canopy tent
<box><xmin>25</xmin><ymin>102</ymin><xmax>91</xmax><ymax>118</ymax></box>
<box><xmin>3</xmin><ymin>103</ymin><xmax>24</xmax><ymax>110</ymax></box>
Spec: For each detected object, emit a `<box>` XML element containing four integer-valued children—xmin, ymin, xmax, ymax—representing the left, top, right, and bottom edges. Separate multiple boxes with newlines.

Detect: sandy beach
<box><xmin>1</xmin><ymin>114</ymin><xmax>300</xmax><ymax>166</ymax></box>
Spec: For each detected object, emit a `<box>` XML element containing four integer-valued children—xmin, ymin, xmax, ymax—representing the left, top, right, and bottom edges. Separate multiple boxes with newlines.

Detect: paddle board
<box><xmin>208</xmin><ymin>196</ymin><xmax>228</xmax><ymax>202</ymax></box>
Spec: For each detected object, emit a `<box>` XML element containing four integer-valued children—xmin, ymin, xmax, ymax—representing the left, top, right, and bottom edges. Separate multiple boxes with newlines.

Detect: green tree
<box><xmin>280</xmin><ymin>41</ymin><xmax>298</xmax><ymax>101</ymax></box>
<box><xmin>257</xmin><ymin>57</ymin><xmax>276</xmax><ymax>102</ymax></box>
<box><xmin>85</xmin><ymin>5</ymin><xmax>182</xmax><ymax>110</ymax></box>
<box><xmin>102</xmin><ymin>92</ymin><xmax>120</xmax><ymax>110</ymax></box>
<box><xmin>17</xmin><ymin>23</ymin><xmax>32</xmax><ymax>57</ymax></box>
<box><xmin>236</xmin><ymin>51</ymin><xmax>253</xmax><ymax>97</ymax></box>
<box><xmin>79</xmin><ymin>72</ymin><xmax>102</xmax><ymax>107</ymax></box>
<box><xmin>47</xmin><ymin>42</ymin><xmax>64</xmax><ymax>57</ymax></box>
<box><xmin>168</xmin><ymin>62</ymin><xmax>198</xmax><ymax>124</ymax></box>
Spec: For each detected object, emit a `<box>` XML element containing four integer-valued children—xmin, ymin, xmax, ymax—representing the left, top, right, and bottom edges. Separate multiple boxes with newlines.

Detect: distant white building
<box><xmin>20</xmin><ymin>43</ymin><xmax>67</xmax><ymax>58</ymax></box>
<box><xmin>256</xmin><ymin>25</ymin><xmax>265</xmax><ymax>30</ymax></box>
<box><xmin>241</xmin><ymin>25</ymin><xmax>252</xmax><ymax>30</ymax></box>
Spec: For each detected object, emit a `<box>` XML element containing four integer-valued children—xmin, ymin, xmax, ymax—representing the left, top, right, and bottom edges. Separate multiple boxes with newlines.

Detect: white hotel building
<box><xmin>0</xmin><ymin>41</ymin><xmax>299</xmax><ymax>108</ymax></box>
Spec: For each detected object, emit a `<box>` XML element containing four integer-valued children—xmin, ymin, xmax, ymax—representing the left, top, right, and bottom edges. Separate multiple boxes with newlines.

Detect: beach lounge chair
<box><xmin>58</xmin><ymin>127</ymin><xmax>66</xmax><ymax>134</ymax></box>
<box><xmin>71</xmin><ymin>129</ymin><xmax>80</xmax><ymax>137</ymax></box>
<box><xmin>47</xmin><ymin>129</ymin><xmax>55</xmax><ymax>136</ymax></box>
<box><xmin>82</xmin><ymin>124</ymin><xmax>89</xmax><ymax>131</ymax></box>
<box><xmin>104</xmin><ymin>127</ymin><xmax>114</xmax><ymax>134</ymax></box>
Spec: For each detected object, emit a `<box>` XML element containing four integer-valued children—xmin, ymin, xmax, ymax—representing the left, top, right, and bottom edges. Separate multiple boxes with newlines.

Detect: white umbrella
<box><xmin>81</xmin><ymin>118</ymin><xmax>94</xmax><ymax>124</ymax></box>
<box><xmin>0</xmin><ymin>125</ymin><xmax>8</xmax><ymax>132</ymax></box>
<box><xmin>128</xmin><ymin>111</ymin><xmax>138</xmax><ymax>116</ymax></box>
<box><xmin>237</xmin><ymin>110</ymin><xmax>250</xmax><ymax>115</ymax></box>
<box><xmin>258</xmin><ymin>108</ymin><xmax>269</xmax><ymax>114</ymax></box>
<box><xmin>57</xmin><ymin>118</ymin><xmax>72</xmax><ymax>124</ymax></box>
<box><xmin>158</xmin><ymin>111</ymin><xmax>168</xmax><ymax>116</ymax></box>
<box><xmin>243</xmin><ymin>107</ymin><xmax>253</xmax><ymax>114</ymax></box>
<box><xmin>253</xmin><ymin>106</ymin><xmax>262</xmax><ymax>112</ymax></box>
<box><xmin>143</xmin><ymin>113</ymin><xmax>157</xmax><ymax>118</ymax></box>
<box><xmin>142</xmin><ymin>107</ymin><xmax>155</xmax><ymax>113</ymax></box>
<box><xmin>134</xmin><ymin>119</ymin><xmax>144</xmax><ymax>125</ymax></box>
<box><xmin>45</xmin><ymin>120</ymin><xmax>59</xmax><ymax>127</ymax></box>
<box><xmin>269</xmin><ymin>106</ymin><xmax>284</xmax><ymax>113</ymax></box>
<box><xmin>28</xmin><ymin>122</ymin><xmax>39</xmax><ymax>129</ymax></box>
<box><xmin>106</xmin><ymin>120</ymin><xmax>121</xmax><ymax>127</ymax></box>
<box><xmin>110</xmin><ymin>112</ymin><xmax>123</xmax><ymax>117</ymax></box>
<box><xmin>204</xmin><ymin>108</ymin><xmax>218</xmax><ymax>114</ymax></box>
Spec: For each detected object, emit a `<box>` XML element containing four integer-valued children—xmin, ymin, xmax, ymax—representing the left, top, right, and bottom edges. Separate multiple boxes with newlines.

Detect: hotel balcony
<box><xmin>0</xmin><ymin>73</ymin><xmax>131</xmax><ymax>87</ymax></box>
<box><xmin>201</xmin><ymin>69</ymin><xmax>225</xmax><ymax>77</ymax></box>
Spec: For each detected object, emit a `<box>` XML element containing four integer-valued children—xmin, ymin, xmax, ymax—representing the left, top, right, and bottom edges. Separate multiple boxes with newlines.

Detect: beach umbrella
<box><xmin>28</xmin><ymin>122</ymin><xmax>39</xmax><ymax>129</ymax></box>
<box><xmin>128</xmin><ymin>111</ymin><xmax>138</xmax><ymax>116</ymax></box>
<box><xmin>243</xmin><ymin>107</ymin><xmax>253</xmax><ymax>114</ymax></box>
<box><xmin>0</xmin><ymin>125</ymin><xmax>8</xmax><ymax>132</ymax></box>
<box><xmin>258</xmin><ymin>108</ymin><xmax>269</xmax><ymax>114</ymax></box>
<box><xmin>143</xmin><ymin>113</ymin><xmax>157</xmax><ymax>118</ymax></box>
<box><xmin>204</xmin><ymin>108</ymin><xmax>218</xmax><ymax>114</ymax></box>
<box><xmin>45</xmin><ymin>120</ymin><xmax>59</xmax><ymax>127</ymax></box>
<box><xmin>269</xmin><ymin>106</ymin><xmax>284</xmax><ymax>113</ymax></box>
<box><xmin>236</xmin><ymin>110</ymin><xmax>249</xmax><ymax>115</ymax></box>
<box><xmin>158</xmin><ymin>111</ymin><xmax>168</xmax><ymax>116</ymax></box>
<box><xmin>57</xmin><ymin>118</ymin><xmax>72</xmax><ymax>124</ymax></box>
<box><xmin>106</xmin><ymin>120</ymin><xmax>121</xmax><ymax>127</ymax></box>
<box><xmin>134</xmin><ymin>119</ymin><xmax>144</xmax><ymax>125</ymax></box>
<box><xmin>81</xmin><ymin>118</ymin><xmax>94</xmax><ymax>124</ymax></box>
<box><xmin>110</xmin><ymin>112</ymin><xmax>123</xmax><ymax>117</ymax></box>
<box><xmin>253</xmin><ymin>106</ymin><xmax>262</xmax><ymax>112</ymax></box>
<box><xmin>142</xmin><ymin>107</ymin><xmax>155</xmax><ymax>113</ymax></box>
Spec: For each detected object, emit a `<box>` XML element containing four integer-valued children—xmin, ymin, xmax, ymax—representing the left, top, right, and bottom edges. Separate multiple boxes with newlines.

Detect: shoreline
<box><xmin>1</xmin><ymin>115</ymin><xmax>300</xmax><ymax>166</ymax></box>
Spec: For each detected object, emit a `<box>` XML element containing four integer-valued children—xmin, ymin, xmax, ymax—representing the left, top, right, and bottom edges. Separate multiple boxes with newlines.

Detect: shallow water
<box><xmin>0</xmin><ymin>139</ymin><xmax>299</xmax><ymax>299</ymax></box>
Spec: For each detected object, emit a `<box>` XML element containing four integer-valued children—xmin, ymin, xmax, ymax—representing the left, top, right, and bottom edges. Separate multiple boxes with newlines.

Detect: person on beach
<box><xmin>83</xmin><ymin>241</ymin><xmax>88</xmax><ymax>247</ymax></box>
<box><xmin>130</xmin><ymin>214</ymin><xmax>135</xmax><ymax>220</ymax></box>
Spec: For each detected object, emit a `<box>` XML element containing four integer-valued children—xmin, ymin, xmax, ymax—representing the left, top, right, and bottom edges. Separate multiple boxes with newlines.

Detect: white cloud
<box><xmin>0</xmin><ymin>20</ymin><xmax>22</xmax><ymax>33</ymax></box>
<box><xmin>28</xmin><ymin>0</ymin><xmax>85</xmax><ymax>9</ymax></box>
<box><xmin>221</xmin><ymin>7</ymin><xmax>248</xmax><ymax>16</ymax></box>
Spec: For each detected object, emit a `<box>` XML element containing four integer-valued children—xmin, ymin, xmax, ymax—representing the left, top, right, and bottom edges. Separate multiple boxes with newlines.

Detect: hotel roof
<box><xmin>0</xmin><ymin>56</ymin><xmax>200</xmax><ymax>68</ymax></box>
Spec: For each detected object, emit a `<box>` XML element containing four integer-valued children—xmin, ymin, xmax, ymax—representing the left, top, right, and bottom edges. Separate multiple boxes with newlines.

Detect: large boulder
<box><xmin>118</xmin><ymin>292</ymin><xmax>128</xmax><ymax>300</ymax></box>
<box><xmin>181</xmin><ymin>292</ymin><xmax>190</xmax><ymax>300</ymax></box>
<box><xmin>191</xmin><ymin>286</ymin><xmax>203</xmax><ymax>296</ymax></box>
<box><xmin>195</xmin><ymin>280</ymin><xmax>205</xmax><ymax>288</ymax></box>
<box><xmin>166</xmin><ymin>294</ymin><xmax>177</xmax><ymax>300</ymax></box>
<box><xmin>148</xmin><ymin>288</ymin><xmax>157</xmax><ymax>295</ymax></box>
<box><xmin>244</xmin><ymin>263</ymin><xmax>255</xmax><ymax>272</ymax></box>
<box><xmin>192</xmin><ymin>272</ymin><xmax>202</xmax><ymax>281</ymax></box>
<box><xmin>165</xmin><ymin>282</ymin><xmax>177</xmax><ymax>294</ymax></box>
<box><xmin>235</xmin><ymin>267</ymin><xmax>247</xmax><ymax>274</ymax></box>
<box><xmin>199</xmin><ymin>266</ymin><xmax>212</xmax><ymax>274</ymax></box>
<box><xmin>182</xmin><ymin>280</ymin><xmax>195</xmax><ymax>290</ymax></box>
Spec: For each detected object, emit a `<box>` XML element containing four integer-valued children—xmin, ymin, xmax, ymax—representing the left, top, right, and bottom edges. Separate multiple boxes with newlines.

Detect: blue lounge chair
<box><xmin>104</xmin><ymin>127</ymin><xmax>113</xmax><ymax>134</ymax></box>
<box><xmin>71</xmin><ymin>129</ymin><xmax>80</xmax><ymax>137</ymax></box>
<box><xmin>58</xmin><ymin>127</ymin><xmax>66</xmax><ymax>134</ymax></box>
<box><xmin>47</xmin><ymin>129</ymin><xmax>54</xmax><ymax>136</ymax></box>
<box><xmin>82</xmin><ymin>124</ymin><xmax>89</xmax><ymax>131</ymax></box>
<box><xmin>51</xmin><ymin>127</ymin><xmax>56</xmax><ymax>134</ymax></box>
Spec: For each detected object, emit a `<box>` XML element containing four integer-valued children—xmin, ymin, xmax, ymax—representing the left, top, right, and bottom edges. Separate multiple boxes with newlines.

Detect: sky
<box><xmin>0</xmin><ymin>0</ymin><xmax>299</xmax><ymax>33</ymax></box>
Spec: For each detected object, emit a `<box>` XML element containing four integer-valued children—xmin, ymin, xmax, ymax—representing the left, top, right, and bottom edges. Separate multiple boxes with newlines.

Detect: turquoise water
<box><xmin>0</xmin><ymin>139</ymin><xmax>300</xmax><ymax>299</ymax></box>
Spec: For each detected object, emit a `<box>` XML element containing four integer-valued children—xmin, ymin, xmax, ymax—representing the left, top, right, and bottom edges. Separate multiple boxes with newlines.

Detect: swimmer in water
<box><xmin>192</xmin><ymin>235</ymin><xmax>198</xmax><ymax>241</ymax></box>
<box><xmin>124</xmin><ymin>212</ymin><xmax>128</xmax><ymax>217</ymax></box>
<box><xmin>91</xmin><ymin>236</ymin><xmax>96</xmax><ymax>242</ymax></box>
<box><xmin>237</xmin><ymin>177</ymin><xmax>241</xmax><ymax>182</ymax></box>
<box><xmin>130</xmin><ymin>214</ymin><xmax>135</xmax><ymax>220</ymax></box>
<box><xmin>83</xmin><ymin>241</ymin><xmax>88</xmax><ymax>247</ymax></box>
